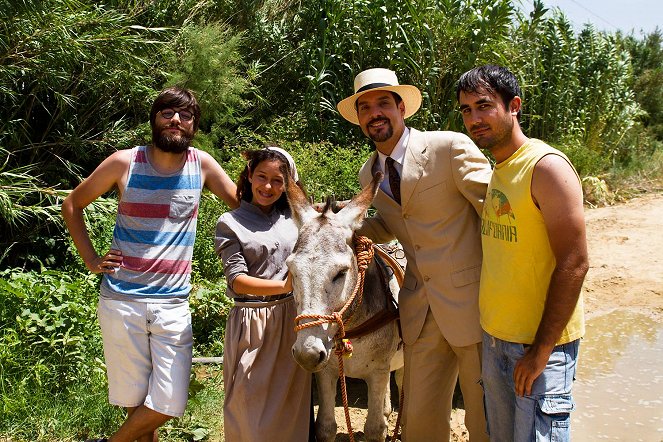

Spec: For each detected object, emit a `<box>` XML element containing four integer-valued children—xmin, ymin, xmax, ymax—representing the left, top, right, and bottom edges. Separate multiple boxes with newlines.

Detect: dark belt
<box><xmin>233</xmin><ymin>292</ymin><xmax>293</xmax><ymax>303</ymax></box>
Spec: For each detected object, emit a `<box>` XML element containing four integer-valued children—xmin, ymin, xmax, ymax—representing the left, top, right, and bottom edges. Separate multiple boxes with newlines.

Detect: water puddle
<box><xmin>572</xmin><ymin>309</ymin><xmax>663</xmax><ymax>440</ymax></box>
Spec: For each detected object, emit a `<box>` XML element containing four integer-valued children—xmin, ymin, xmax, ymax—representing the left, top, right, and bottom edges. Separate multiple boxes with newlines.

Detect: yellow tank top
<box><xmin>479</xmin><ymin>139</ymin><xmax>584</xmax><ymax>344</ymax></box>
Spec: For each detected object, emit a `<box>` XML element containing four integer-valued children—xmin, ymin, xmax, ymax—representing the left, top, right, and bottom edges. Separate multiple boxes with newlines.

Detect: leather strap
<box><xmin>343</xmin><ymin>247</ymin><xmax>403</xmax><ymax>340</ymax></box>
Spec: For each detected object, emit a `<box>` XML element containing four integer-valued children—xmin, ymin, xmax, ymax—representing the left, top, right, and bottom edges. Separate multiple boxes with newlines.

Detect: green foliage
<box><xmin>0</xmin><ymin>0</ymin><xmax>167</xmax><ymax>268</ymax></box>
<box><xmin>513</xmin><ymin>4</ymin><xmax>582</xmax><ymax>140</ymax></box>
<box><xmin>0</xmin><ymin>148</ymin><xmax>64</xmax><ymax>266</ymax></box>
<box><xmin>165</xmin><ymin>23</ymin><xmax>254</xmax><ymax>140</ymax></box>
<box><xmin>161</xmin><ymin>370</ymin><xmax>225</xmax><ymax>442</ymax></box>
<box><xmin>0</xmin><ymin>1</ymin><xmax>167</xmax><ymax>183</ymax></box>
<box><xmin>189</xmin><ymin>282</ymin><xmax>232</xmax><ymax>357</ymax></box>
<box><xmin>0</xmin><ymin>265</ymin><xmax>228</xmax><ymax>440</ymax></box>
<box><xmin>1</xmin><ymin>371</ymin><xmax>124</xmax><ymax>441</ymax></box>
<box><xmin>258</xmin><ymin>0</ymin><xmax>515</xmax><ymax>140</ymax></box>
<box><xmin>405</xmin><ymin>0</ymin><xmax>514</xmax><ymax>130</ymax></box>
<box><xmin>633</xmin><ymin>67</ymin><xmax>663</xmax><ymax>139</ymax></box>
<box><xmin>192</xmin><ymin>195</ymin><xmax>232</xmax><ymax>283</ymax></box>
<box><xmin>0</xmin><ymin>269</ymin><xmax>103</xmax><ymax>392</ymax></box>
<box><xmin>623</xmin><ymin>29</ymin><xmax>663</xmax><ymax>140</ymax></box>
<box><xmin>510</xmin><ymin>2</ymin><xmax>651</xmax><ymax>172</ymax></box>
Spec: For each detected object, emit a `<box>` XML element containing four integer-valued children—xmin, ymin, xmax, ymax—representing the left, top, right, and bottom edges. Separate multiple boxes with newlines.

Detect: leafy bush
<box><xmin>0</xmin><ymin>1</ymin><xmax>167</xmax><ymax>183</ymax></box>
<box><xmin>0</xmin><ymin>269</ymin><xmax>103</xmax><ymax>392</ymax></box>
<box><xmin>0</xmin><ymin>267</ymin><xmax>229</xmax><ymax>439</ymax></box>
<box><xmin>164</xmin><ymin>22</ymin><xmax>254</xmax><ymax>141</ymax></box>
<box><xmin>189</xmin><ymin>282</ymin><xmax>233</xmax><ymax>357</ymax></box>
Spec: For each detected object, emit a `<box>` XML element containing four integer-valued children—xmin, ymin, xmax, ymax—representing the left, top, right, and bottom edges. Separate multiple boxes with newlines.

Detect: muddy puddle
<box><xmin>572</xmin><ymin>309</ymin><xmax>663</xmax><ymax>440</ymax></box>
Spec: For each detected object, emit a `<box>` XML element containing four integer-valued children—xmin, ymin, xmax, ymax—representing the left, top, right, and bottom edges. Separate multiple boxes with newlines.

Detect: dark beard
<box><xmin>367</xmin><ymin>118</ymin><xmax>394</xmax><ymax>142</ymax></box>
<box><xmin>153</xmin><ymin>131</ymin><xmax>192</xmax><ymax>154</ymax></box>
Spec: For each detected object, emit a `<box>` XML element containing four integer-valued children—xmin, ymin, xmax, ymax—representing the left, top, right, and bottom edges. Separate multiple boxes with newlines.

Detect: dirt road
<box><xmin>582</xmin><ymin>192</ymin><xmax>663</xmax><ymax>320</ymax></box>
<box><xmin>330</xmin><ymin>191</ymin><xmax>663</xmax><ymax>441</ymax></box>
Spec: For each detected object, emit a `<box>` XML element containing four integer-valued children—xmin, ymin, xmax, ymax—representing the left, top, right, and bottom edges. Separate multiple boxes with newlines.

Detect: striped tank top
<box><xmin>100</xmin><ymin>145</ymin><xmax>202</xmax><ymax>303</ymax></box>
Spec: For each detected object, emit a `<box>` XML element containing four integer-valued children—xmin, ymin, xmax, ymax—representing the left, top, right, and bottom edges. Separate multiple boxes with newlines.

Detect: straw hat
<box><xmin>337</xmin><ymin>68</ymin><xmax>422</xmax><ymax>125</ymax></box>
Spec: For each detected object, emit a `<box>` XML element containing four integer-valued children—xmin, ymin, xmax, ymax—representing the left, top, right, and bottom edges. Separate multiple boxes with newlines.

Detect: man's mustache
<box><xmin>368</xmin><ymin>117</ymin><xmax>389</xmax><ymax>126</ymax></box>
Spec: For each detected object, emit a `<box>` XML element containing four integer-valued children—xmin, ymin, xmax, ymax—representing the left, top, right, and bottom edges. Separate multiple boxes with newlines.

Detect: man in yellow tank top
<box><xmin>456</xmin><ymin>65</ymin><xmax>589</xmax><ymax>442</ymax></box>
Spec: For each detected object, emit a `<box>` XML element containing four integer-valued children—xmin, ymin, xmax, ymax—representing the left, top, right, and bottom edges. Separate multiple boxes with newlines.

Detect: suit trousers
<box><xmin>402</xmin><ymin>308</ymin><xmax>488</xmax><ymax>441</ymax></box>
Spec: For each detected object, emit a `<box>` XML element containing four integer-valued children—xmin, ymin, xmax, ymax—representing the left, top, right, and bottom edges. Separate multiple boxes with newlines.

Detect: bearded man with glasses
<box><xmin>62</xmin><ymin>87</ymin><xmax>239</xmax><ymax>442</ymax></box>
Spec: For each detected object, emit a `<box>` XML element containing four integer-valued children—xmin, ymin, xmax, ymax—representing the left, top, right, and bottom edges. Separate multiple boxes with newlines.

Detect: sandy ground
<box><xmin>327</xmin><ymin>191</ymin><xmax>663</xmax><ymax>441</ymax></box>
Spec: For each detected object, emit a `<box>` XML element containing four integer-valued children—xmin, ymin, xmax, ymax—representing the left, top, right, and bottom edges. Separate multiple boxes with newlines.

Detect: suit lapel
<box><xmin>400</xmin><ymin>128</ymin><xmax>429</xmax><ymax>207</ymax></box>
<box><xmin>359</xmin><ymin>151</ymin><xmax>378</xmax><ymax>186</ymax></box>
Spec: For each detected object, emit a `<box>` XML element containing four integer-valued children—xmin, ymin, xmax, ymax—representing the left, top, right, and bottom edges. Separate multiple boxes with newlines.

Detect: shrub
<box><xmin>0</xmin><ymin>269</ymin><xmax>103</xmax><ymax>393</ymax></box>
<box><xmin>189</xmin><ymin>282</ymin><xmax>233</xmax><ymax>357</ymax></box>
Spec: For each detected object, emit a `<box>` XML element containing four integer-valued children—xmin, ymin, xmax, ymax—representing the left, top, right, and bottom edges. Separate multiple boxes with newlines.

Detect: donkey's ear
<box><xmin>287</xmin><ymin>182</ymin><xmax>318</xmax><ymax>227</ymax></box>
<box><xmin>337</xmin><ymin>172</ymin><xmax>383</xmax><ymax>230</ymax></box>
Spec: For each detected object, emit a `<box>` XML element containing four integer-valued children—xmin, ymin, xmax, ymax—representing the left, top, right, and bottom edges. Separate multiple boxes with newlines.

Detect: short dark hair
<box><xmin>150</xmin><ymin>86</ymin><xmax>202</xmax><ymax>132</ymax></box>
<box><xmin>236</xmin><ymin>147</ymin><xmax>302</xmax><ymax>212</ymax></box>
<box><xmin>456</xmin><ymin>65</ymin><xmax>522</xmax><ymax>121</ymax></box>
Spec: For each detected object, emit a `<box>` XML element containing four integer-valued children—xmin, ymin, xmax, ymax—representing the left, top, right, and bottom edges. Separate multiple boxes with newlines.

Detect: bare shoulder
<box><xmin>65</xmin><ymin>148</ymin><xmax>133</xmax><ymax>206</ymax></box>
<box><xmin>197</xmin><ymin>148</ymin><xmax>214</xmax><ymax>163</ymax></box>
<box><xmin>198</xmin><ymin>149</ymin><xmax>228</xmax><ymax>174</ymax></box>
<box><xmin>533</xmin><ymin>154</ymin><xmax>579</xmax><ymax>190</ymax></box>
<box><xmin>532</xmin><ymin>153</ymin><xmax>583</xmax><ymax>211</ymax></box>
<box><xmin>198</xmin><ymin>149</ymin><xmax>229</xmax><ymax>177</ymax></box>
<box><xmin>197</xmin><ymin>149</ymin><xmax>221</xmax><ymax>166</ymax></box>
<box><xmin>90</xmin><ymin>149</ymin><xmax>132</xmax><ymax>181</ymax></box>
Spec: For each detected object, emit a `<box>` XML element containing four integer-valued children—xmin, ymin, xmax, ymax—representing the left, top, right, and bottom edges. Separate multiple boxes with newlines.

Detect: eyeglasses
<box><xmin>159</xmin><ymin>108</ymin><xmax>194</xmax><ymax>122</ymax></box>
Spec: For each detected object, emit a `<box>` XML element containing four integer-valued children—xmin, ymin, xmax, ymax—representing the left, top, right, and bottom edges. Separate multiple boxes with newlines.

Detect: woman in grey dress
<box><xmin>215</xmin><ymin>147</ymin><xmax>312</xmax><ymax>441</ymax></box>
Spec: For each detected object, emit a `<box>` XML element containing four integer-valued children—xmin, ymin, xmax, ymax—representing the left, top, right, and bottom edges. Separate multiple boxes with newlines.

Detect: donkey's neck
<box><xmin>346</xmin><ymin>257</ymin><xmax>389</xmax><ymax>326</ymax></box>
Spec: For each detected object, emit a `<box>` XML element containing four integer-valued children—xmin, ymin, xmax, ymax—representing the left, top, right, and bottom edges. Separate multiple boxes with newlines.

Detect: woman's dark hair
<box><xmin>456</xmin><ymin>65</ymin><xmax>523</xmax><ymax>121</ymax></box>
<box><xmin>236</xmin><ymin>148</ymin><xmax>302</xmax><ymax>211</ymax></box>
<box><xmin>150</xmin><ymin>86</ymin><xmax>202</xmax><ymax>132</ymax></box>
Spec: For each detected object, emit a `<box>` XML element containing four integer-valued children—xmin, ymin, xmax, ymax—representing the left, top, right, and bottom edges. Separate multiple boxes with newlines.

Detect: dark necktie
<box><xmin>385</xmin><ymin>157</ymin><xmax>401</xmax><ymax>205</ymax></box>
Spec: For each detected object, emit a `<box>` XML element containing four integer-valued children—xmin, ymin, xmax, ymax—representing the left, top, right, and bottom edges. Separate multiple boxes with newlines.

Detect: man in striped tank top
<box><xmin>62</xmin><ymin>87</ymin><xmax>238</xmax><ymax>442</ymax></box>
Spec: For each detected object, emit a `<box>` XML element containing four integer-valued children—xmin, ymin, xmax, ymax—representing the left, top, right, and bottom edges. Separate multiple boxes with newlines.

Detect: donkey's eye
<box><xmin>332</xmin><ymin>270</ymin><xmax>347</xmax><ymax>283</ymax></box>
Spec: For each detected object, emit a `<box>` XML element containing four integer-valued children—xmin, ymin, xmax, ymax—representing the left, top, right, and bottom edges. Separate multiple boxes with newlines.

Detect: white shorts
<box><xmin>97</xmin><ymin>298</ymin><xmax>193</xmax><ymax>417</ymax></box>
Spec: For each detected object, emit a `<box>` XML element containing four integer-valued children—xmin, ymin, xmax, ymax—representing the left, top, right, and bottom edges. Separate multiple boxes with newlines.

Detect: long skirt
<box><xmin>223</xmin><ymin>296</ymin><xmax>311</xmax><ymax>441</ymax></box>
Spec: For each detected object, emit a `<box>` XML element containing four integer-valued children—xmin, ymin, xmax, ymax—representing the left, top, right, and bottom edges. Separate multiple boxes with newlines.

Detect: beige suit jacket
<box><xmin>358</xmin><ymin>128</ymin><xmax>491</xmax><ymax>347</ymax></box>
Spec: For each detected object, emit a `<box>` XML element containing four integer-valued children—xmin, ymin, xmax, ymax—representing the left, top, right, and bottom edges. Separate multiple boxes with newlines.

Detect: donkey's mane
<box><xmin>322</xmin><ymin>196</ymin><xmax>346</xmax><ymax>215</ymax></box>
<box><xmin>322</xmin><ymin>197</ymin><xmax>334</xmax><ymax>215</ymax></box>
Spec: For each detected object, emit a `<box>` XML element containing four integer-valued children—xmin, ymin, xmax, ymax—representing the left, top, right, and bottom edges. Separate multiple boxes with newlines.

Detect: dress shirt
<box><xmin>377</xmin><ymin>127</ymin><xmax>409</xmax><ymax>200</ymax></box>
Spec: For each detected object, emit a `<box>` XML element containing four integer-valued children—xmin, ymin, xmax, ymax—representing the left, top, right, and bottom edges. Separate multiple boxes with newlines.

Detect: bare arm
<box><xmin>514</xmin><ymin>154</ymin><xmax>589</xmax><ymax>396</ymax></box>
<box><xmin>200</xmin><ymin>150</ymin><xmax>239</xmax><ymax>209</ymax></box>
<box><xmin>61</xmin><ymin>150</ymin><xmax>131</xmax><ymax>273</ymax></box>
<box><xmin>232</xmin><ymin>273</ymin><xmax>293</xmax><ymax>296</ymax></box>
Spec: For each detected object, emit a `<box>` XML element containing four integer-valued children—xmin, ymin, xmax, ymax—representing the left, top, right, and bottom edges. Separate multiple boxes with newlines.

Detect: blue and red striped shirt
<box><xmin>100</xmin><ymin>145</ymin><xmax>202</xmax><ymax>302</ymax></box>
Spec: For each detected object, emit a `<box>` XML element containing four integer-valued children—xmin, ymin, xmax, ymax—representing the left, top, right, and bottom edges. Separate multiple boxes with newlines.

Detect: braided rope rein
<box><xmin>294</xmin><ymin>235</ymin><xmax>374</xmax><ymax>442</ymax></box>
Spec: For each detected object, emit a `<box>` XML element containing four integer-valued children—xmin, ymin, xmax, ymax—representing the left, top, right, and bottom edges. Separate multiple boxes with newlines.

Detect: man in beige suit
<box><xmin>337</xmin><ymin>68</ymin><xmax>491</xmax><ymax>441</ymax></box>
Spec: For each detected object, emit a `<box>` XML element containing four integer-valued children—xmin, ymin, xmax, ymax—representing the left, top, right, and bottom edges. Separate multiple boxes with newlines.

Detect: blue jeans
<box><xmin>481</xmin><ymin>331</ymin><xmax>579</xmax><ymax>442</ymax></box>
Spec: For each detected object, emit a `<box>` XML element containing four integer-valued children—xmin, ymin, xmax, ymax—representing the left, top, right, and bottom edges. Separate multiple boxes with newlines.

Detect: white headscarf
<box><xmin>265</xmin><ymin>146</ymin><xmax>299</xmax><ymax>182</ymax></box>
